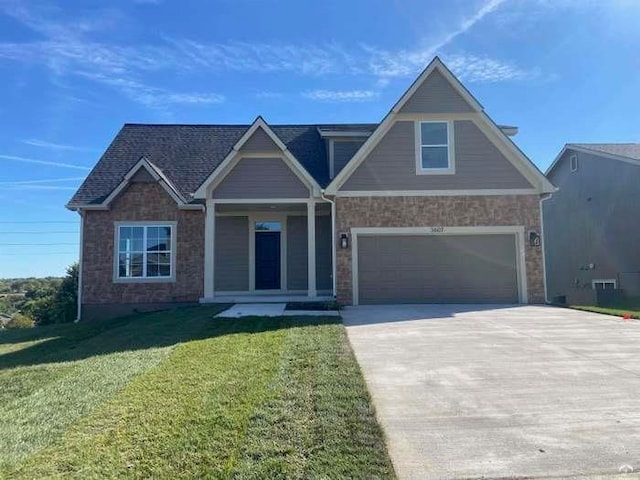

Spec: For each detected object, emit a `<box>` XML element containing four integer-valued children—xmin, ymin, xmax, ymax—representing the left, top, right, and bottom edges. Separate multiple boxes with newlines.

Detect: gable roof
<box><xmin>68</xmin><ymin>122</ymin><xmax>353</xmax><ymax>208</ymax></box>
<box><xmin>192</xmin><ymin>117</ymin><xmax>322</xmax><ymax>198</ymax></box>
<box><xmin>325</xmin><ymin>57</ymin><xmax>555</xmax><ymax>195</ymax></box>
<box><xmin>546</xmin><ymin>143</ymin><xmax>640</xmax><ymax>176</ymax></box>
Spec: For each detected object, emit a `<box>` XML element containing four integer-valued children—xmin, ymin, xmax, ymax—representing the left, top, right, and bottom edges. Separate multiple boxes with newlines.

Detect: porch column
<box><xmin>204</xmin><ymin>199</ymin><xmax>215</xmax><ymax>298</ymax></box>
<box><xmin>307</xmin><ymin>200</ymin><xmax>317</xmax><ymax>297</ymax></box>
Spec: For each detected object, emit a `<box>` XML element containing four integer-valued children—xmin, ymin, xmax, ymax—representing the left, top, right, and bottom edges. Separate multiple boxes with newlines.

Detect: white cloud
<box><xmin>302</xmin><ymin>90</ymin><xmax>378</xmax><ymax>102</ymax></box>
<box><xmin>444</xmin><ymin>54</ymin><xmax>539</xmax><ymax>83</ymax></box>
<box><xmin>0</xmin><ymin>176</ymin><xmax>85</xmax><ymax>185</ymax></box>
<box><xmin>0</xmin><ymin>154</ymin><xmax>91</xmax><ymax>170</ymax></box>
<box><xmin>0</xmin><ymin>0</ymin><xmax>540</xmax><ymax>110</ymax></box>
<box><xmin>22</xmin><ymin>139</ymin><xmax>98</xmax><ymax>152</ymax></box>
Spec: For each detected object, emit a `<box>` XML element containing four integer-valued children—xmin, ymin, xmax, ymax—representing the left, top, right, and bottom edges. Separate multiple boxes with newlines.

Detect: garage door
<box><xmin>356</xmin><ymin>234</ymin><xmax>519</xmax><ymax>304</ymax></box>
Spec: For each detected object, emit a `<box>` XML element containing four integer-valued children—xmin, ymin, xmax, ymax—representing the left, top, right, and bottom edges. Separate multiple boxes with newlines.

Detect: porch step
<box><xmin>201</xmin><ymin>295</ymin><xmax>333</xmax><ymax>304</ymax></box>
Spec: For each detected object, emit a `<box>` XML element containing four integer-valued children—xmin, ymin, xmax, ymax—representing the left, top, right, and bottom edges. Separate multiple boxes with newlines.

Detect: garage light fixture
<box><xmin>340</xmin><ymin>233</ymin><xmax>349</xmax><ymax>249</ymax></box>
<box><xmin>529</xmin><ymin>231</ymin><xmax>541</xmax><ymax>247</ymax></box>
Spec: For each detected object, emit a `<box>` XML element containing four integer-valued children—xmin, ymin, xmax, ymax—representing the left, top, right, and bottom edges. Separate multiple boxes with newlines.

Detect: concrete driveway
<box><xmin>342</xmin><ymin>305</ymin><xmax>640</xmax><ymax>479</ymax></box>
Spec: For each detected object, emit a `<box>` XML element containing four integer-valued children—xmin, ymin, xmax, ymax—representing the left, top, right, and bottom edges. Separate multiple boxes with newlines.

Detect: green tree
<box><xmin>6</xmin><ymin>313</ymin><xmax>35</xmax><ymax>329</ymax></box>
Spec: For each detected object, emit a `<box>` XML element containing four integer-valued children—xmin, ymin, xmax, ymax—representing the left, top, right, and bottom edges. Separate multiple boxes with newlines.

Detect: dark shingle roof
<box><xmin>68</xmin><ymin>123</ymin><xmax>370</xmax><ymax>207</ymax></box>
<box><xmin>569</xmin><ymin>143</ymin><xmax>640</xmax><ymax>161</ymax></box>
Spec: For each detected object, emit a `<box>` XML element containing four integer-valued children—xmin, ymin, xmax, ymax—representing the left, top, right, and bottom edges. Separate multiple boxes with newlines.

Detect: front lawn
<box><xmin>0</xmin><ymin>306</ymin><xmax>395</xmax><ymax>479</ymax></box>
<box><xmin>571</xmin><ymin>305</ymin><xmax>640</xmax><ymax>319</ymax></box>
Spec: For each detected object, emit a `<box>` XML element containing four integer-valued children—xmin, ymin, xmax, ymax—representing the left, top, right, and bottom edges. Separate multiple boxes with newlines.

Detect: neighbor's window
<box><xmin>570</xmin><ymin>154</ymin><xmax>578</xmax><ymax>172</ymax></box>
<box><xmin>117</xmin><ymin>225</ymin><xmax>173</xmax><ymax>279</ymax></box>
<box><xmin>419</xmin><ymin>121</ymin><xmax>451</xmax><ymax>172</ymax></box>
<box><xmin>592</xmin><ymin>279</ymin><xmax>616</xmax><ymax>290</ymax></box>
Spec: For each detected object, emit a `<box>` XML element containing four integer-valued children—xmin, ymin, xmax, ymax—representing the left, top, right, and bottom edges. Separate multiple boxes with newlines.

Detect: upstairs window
<box><xmin>116</xmin><ymin>224</ymin><xmax>174</xmax><ymax>280</ymax></box>
<box><xmin>570</xmin><ymin>154</ymin><xmax>578</xmax><ymax>172</ymax></box>
<box><xmin>418</xmin><ymin>121</ymin><xmax>453</xmax><ymax>174</ymax></box>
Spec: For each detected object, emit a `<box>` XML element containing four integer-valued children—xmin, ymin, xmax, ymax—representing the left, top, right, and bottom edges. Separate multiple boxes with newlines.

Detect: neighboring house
<box><xmin>543</xmin><ymin>143</ymin><xmax>640</xmax><ymax>305</ymax></box>
<box><xmin>67</xmin><ymin>57</ymin><xmax>555</xmax><ymax>321</ymax></box>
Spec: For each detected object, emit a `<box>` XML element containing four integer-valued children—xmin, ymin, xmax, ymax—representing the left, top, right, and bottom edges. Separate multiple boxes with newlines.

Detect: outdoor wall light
<box><xmin>340</xmin><ymin>233</ymin><xmax>349</xmax><ymax>249</ymax></box>
<box><xmin>529</xmin><ymin>231</ymin><xmax>541</xmax><ymax>247</ymax></box>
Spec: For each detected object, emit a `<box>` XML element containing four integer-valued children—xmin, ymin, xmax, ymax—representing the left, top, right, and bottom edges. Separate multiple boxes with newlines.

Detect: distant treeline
<box><xmin>0</xmin><ymin>264</ymin><xmax>78</xmax><ymax>326</ymax></box>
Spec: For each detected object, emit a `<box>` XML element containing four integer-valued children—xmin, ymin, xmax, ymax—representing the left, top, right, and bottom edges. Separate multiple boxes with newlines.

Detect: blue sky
<box><xmin>1</xmin><ymin>0</ymin><xmax>639</xmax><ymax>278</ymax></box>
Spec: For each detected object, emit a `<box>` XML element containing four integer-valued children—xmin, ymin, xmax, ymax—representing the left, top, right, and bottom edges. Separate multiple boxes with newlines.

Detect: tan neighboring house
<box><xmin>67</xmin><ymin>57</ymin><xmax>556</xmax><ymax>321</ymax></box>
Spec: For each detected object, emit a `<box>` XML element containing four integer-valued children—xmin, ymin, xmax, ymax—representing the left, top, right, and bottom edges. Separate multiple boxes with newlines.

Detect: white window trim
<box><xmin>592</xmin><ymin>279</ymin><xmax>617</xmax><ymax>290</ymax></box>
<box><xmin>113</xmin><ymin>221</ymin><xmax>177</xmax><ymax>283</ymax></box>
<box><xmin>415</xmin><ymin>120</ymin><xmax>455</xmax><ymax>175</ymax></box>
<box><xmin>570</xmin><ymin>154</ymin><xmax>578</xmax><ymax>172</ymax></box>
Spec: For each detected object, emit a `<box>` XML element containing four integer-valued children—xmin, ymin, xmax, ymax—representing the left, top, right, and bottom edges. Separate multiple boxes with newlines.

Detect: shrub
<box><xmin>6</xmin><ymin>313</ymin><xmax>35</xmax><ymax>329</ymax></box>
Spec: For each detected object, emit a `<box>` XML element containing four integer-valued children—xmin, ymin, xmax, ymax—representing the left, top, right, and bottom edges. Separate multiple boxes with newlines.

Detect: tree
<box><xmin>6</xmin><ymin>313</ymin><xmax>34</xmax><ymax>329</ymax></box>
<box><xmin>20</xmin><ymin>263</ymin><xmax>78</xmax><ymax>325</ymax></box>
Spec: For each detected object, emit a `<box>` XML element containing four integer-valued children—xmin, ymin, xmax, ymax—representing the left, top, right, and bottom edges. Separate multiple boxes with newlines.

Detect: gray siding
<box><xmin>358</xmin><ymin>234</ymin><xmax>518</xmax><ymax>304</ymax></box>
<box><xmin>399</xmin><ymin>69</ymin><xmax>475</xmax><ymax>114</ymax></box>
<box><xmin>286</xmin><ymin>216</ymin><xmax>307</xmax><ymax>290</ymax></box>
<box><xmin>239</xmin><ymin>127</ymin><xmax>280</xmax><ymax>152</ymax></box>
<box><xmin>333</xmin><ymin>140</ymin><xmax>365</xmax><ymax>177</ymax></box>
<box><xmin>215</xmin><ymin>216</ymin><xmax>249</xmax><ymax>291</ymax></box>
<box><xmin>315</xmin><ymin>215</ymin><xmax>332</xmax><ymax>291</ymax></box>
<box><xmin>544</xmin><ymin>150</ymin><xmax>640</xmax><ymax>303</ymax></box>
<box><xmin>286</xmin><ymin>215</ymin><xmax>333</xmax><ymax>291</ymax></box>
<box><xmin>342</xmin><ymin>120</ymin><xmax>533</xmax><ymax>191</ymax></box>
<box><xmin>213</xmin><ymin>157</ymin><xmax>310</xmax><ymax>199</ymax></box>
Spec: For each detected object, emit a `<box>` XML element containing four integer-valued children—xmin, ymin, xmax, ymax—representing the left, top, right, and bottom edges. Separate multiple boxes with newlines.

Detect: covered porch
<box><xmin>201</xmin><ymin>200</ymin><xmax>335</xmax><ymax>303</ymax></box>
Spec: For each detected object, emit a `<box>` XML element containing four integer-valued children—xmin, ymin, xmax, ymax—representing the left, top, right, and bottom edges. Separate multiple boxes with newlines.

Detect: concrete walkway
<box><xmin>342</xmin><ymin>304</ymin><xmax>640</xmax><ymax>480</ymax></box>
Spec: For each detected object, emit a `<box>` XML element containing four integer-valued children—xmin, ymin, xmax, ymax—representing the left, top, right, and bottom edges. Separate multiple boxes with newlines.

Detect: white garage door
<box><xmin>356</xmin><ymin>233</ymin><xmax>520</xmax><ymax>305</ymax></box>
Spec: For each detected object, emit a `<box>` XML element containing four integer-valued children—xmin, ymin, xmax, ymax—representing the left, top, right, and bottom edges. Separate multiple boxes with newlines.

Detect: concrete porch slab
<box><xmin>282</xmin><ymin>310</ymin><xmax>341</xmax><ymax>317</ymax></box>
<box><xmin>215</xmin><ymin>303</ymin><xmax>286</xmax><ymax>318</ymax></box>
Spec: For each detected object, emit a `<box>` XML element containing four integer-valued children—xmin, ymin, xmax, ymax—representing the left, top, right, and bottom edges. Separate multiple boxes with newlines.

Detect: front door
<box><xmin>255</xmin><ymin>222</ymin><xmax>281</xmax><ymax>290</ymax></box>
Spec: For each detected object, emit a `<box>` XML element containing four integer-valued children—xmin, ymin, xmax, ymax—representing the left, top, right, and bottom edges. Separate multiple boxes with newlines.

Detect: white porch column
<box><xmin>307</xmin><ymin>200</ymin><xmax>317</xmax><ymax>297</ymax></box>
<box><xmin>204</xmin><ymin>199</ymin><xmax>215</xmax><ymax>298</ymax></box>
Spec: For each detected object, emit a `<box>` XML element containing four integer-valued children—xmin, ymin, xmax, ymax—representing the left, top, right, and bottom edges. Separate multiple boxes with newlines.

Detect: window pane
<box><xmin>159</xmin><ymin>264</ymin><xmax>171</xmax><ymax>277</ymax></box>
<box><xmin>421</xmin><ymin>122</ymin><xmax>448</xmax><ymax>145</ymax></box>
<box><xmin>421</xmin><ymin>146</ymin><xmax>449</xmax><ymax>169</ymax></box>
<box><xmin>255</xmin><ymin>222</ymin><xmax>281</xmax><ymax>232</ymax></box>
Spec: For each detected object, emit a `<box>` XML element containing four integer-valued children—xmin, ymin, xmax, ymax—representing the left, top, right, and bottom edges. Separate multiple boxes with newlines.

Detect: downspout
<box><xmin>540</xmin><ymin>193</ymin><xmax>554</xmax><ymax>304</ymax></box>
<box><xmin>75</xmin><ymin>209</ymin><xmax>84</xmax><ymax>322</ymax></box>
<box><xmin>320</xmin><ymin>190</ymin><xmax>337</xmax><ymax>299</ymax></box>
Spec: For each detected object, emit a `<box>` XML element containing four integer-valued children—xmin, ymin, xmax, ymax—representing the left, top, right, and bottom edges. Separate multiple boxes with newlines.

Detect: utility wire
<box><xmin>0</xmin><ymin>252</ymin><xmax>78</xmax><ymax>255</ymax></box>
<box><xmin>0</xmin><ymin>243</ymin><xmax>79</xmax><ymax>246</ymax></box>
<box><xmin>0</xmin><ymin>231</ymin><xmax>78</xmax><ymax>234</ymax></box>
<box><xmin>0</xmin><ymin>221</ymin><xmax>77</xmax><ymax>224</ymax></box>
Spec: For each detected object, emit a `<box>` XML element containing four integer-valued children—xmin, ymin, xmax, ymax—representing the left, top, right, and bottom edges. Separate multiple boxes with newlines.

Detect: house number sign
<box><xmin>430</xmin><ymin>227</ymin><xmax>446</xmax><ymax>233</ymax></box>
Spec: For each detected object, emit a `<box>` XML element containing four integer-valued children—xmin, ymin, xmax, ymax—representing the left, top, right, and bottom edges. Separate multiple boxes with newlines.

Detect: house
<box><xmin>543</xmin><ymin>143</ymin><xmax>640</xmax><ymax>305</ymax></box>
<box><xmin>67</xmin><ymin>57</ymin><xmax>555</xmax><ymax>321</ymax></box>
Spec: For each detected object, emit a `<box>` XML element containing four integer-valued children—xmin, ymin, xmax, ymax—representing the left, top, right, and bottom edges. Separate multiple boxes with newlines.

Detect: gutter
<box><xmin>320</xmin><ymin>190</ymin><xmax>337</xmax><ymax>299</ymax></box>
<box><xmin>539</xmin><ymin>193</ymin><xmax>554</xmax><ymax>304</ymax></box>
<box><xmin>75</xmin><ymin>209</ymin><xmax>84</xmax><ymax>322</ymax></box>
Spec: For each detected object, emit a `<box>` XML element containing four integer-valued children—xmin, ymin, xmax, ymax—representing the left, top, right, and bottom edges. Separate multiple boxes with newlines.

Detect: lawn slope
<box><xmin>0</xmin><ymin>307</ymin><xmax>394</xmax><ymax>479</ymax></box>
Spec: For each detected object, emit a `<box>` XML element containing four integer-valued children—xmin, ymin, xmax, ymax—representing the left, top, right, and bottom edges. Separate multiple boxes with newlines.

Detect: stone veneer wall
<box><xmin>335</xmin><ymin>195</ymin><xmax>544</xmax><ymax>305</ymax></box>
<box><xmin>81</xmin><ymin>182</ymin><xmax>204</xmax><ymax>319</ymax></box>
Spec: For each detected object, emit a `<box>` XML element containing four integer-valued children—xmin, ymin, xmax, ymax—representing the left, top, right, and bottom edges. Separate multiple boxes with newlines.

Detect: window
<box><xmin>592</xmin><ymin>279</ymin><xmax>616</xmax><ymax>290</ymax></box>
<box><xmin>418</xmin><ymin>121</ymin><xmax>453</xmax><ymax>173</ymax></box>
<box><xmin>570</xmin><ymin>154</ymin><xmax>578</xmax><ymax>172</ymax></box>
<box><xmin>117</xmin><ymin>224</ymin><xmax>174</xmax><ymax>280</ymax></box>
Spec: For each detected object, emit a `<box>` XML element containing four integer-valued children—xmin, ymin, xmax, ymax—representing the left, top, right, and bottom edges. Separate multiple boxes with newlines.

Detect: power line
<box><xmin>0</xmin><ymin>231</ymin><xmax>78</xmax><ymax>234</ymax></box>
<box><xmin>0</xmin><ymin>221</ymin><xmax>77</xmax><ymax>224</ymax></box>
<box><xmin>0</xmin><ymin>252</ymin><xmax>78</xmax><ymax>256</ymax></box>
<box><xmin>0</xmin><ymin>243</ymin><xmax>79</xmax><ymax>246</ymax></box>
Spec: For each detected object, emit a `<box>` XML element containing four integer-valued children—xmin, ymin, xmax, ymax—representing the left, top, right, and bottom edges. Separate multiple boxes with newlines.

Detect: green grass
<box><xmin>571</xmin><ymin>305</ymin><xmax>640</xmax><ymax>319</ymax></box>
<box><xmin>0</xmin><ymin>306</ymin><xmax>394</xmax><ymax>479</ymax></box>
